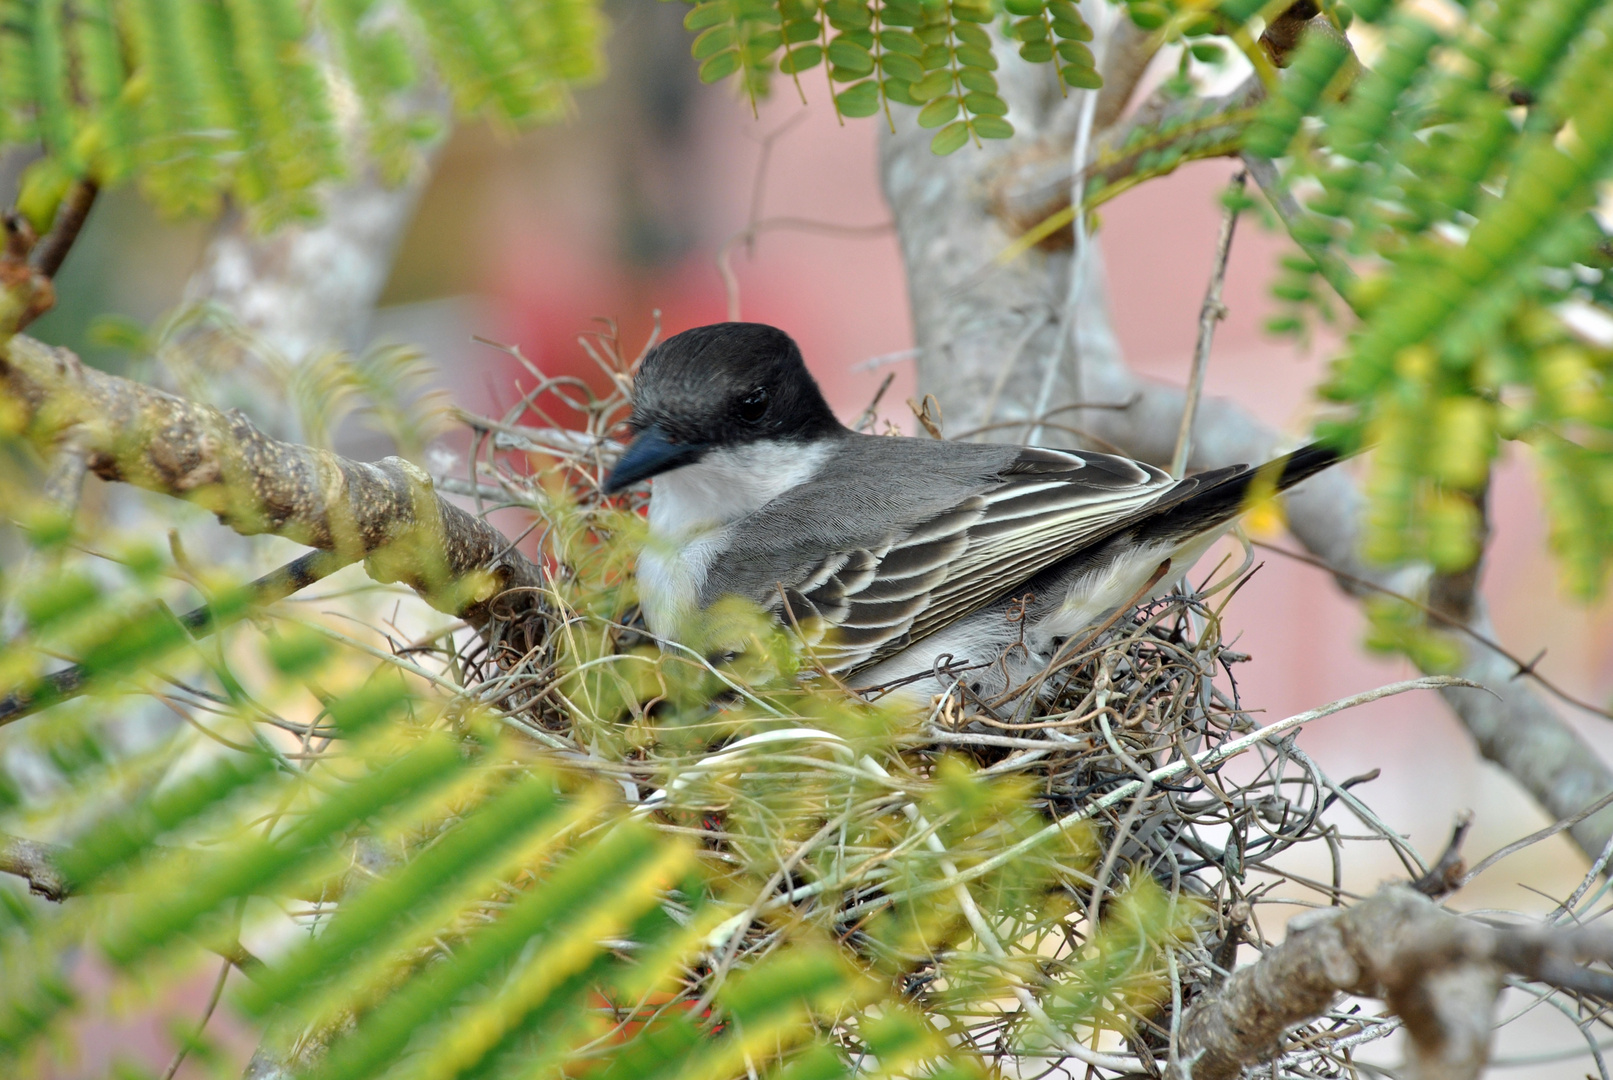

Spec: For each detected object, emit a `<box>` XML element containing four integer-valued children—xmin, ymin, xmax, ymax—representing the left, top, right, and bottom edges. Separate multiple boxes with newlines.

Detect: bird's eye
<box><xmin>738</xmin><ymin>387</ymin><xmax>770</xmax><ymax>423</ymax></box>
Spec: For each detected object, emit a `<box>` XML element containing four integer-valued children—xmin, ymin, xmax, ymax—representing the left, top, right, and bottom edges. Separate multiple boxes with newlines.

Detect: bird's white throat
<box><xmin>637</xmin><ymin>439</ymin><xmax>831</xmax><ymax>636</ymax></box>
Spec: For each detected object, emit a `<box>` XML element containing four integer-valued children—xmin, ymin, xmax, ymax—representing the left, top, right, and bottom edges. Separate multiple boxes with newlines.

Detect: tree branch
<box><xmin>1172</xmin><ymin>884</ymin><xmax>1613</xmax><ymax>1080</ymax></box>
<box><xmin>0</xmin><ymin>827</ymin><xmax>397</xmax><ymax>905</ymax></box>
<box><xmin>1172</xmin><ymin>170</ymin><xmax>1244</xmax><ymax>478</ymax></box>
<box><xmin>0</xmin><ymin>334</ymin><xmax>542</xmax><ymax>626</ymax></box>
<box><xmin>0</xmin><ymin>550</ymin><xmax>349</xmax><ymax>726</ymax></box>
<box><xmin>0</xmin><ymin>831</ymin><xmax>71</xmax><ymax>901</ymax></box>
<box><xmin>28</xmin><ymin>178</ymin><xmax>99</xmax><ymax>280</ymax></box>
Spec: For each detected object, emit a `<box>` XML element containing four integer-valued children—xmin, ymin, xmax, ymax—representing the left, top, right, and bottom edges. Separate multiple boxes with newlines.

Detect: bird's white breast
<box><xmin>638</xmin><ymin>440</ymin><xmax>830</xmax><ymax>637</ymax></box>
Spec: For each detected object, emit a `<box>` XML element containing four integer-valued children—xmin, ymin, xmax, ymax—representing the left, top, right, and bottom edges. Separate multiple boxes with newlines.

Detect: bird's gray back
<box><xmin>700</xmin><ymin>433</ymin><xmax>1168</xmax><ymax>614</ymax></box>
<box><xmin>700</xmin><ymin>435</ymin><xmax>1016</xmax><ymax>603</ymax></box>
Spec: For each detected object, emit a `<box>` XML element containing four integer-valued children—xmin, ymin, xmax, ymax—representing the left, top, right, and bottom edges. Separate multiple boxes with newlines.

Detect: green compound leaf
<box><xmin>692</xmin><ymin>24</ymin><xmax>736</xmax><ymax>59</ymax></box>
<box><xmin>880</xmin><ymin>51</ymin><xmax>924</xmax><ymax>81</ymax></box>
<box><xmin>958</xmin><ymin>67</ymin><xmax>996</xmax><ymax>92</ymax></box>
<box><xmin>780</xmin><ymin>43</ymin><xmax>823</xmax><ymax>71</ymax></box>
<box><xmin>917</xmin><ymin>94</ymin><xmax>960</xmax><ymax>127</ymax></box>
<box><xmin>953</xmin><ymin>43</ymin><xmax>996</xmax><ymax>69</ymax></box>
<box><xmin>962</xmin><ymin>90</ymin><xmax>1007</xmax><ymax>115</ymax></box>
<box><xmin>835</xmin><ymin>78</ymin><xmax>881</xmax><ymax>116</ymax></box>
<box><xmin>884</xmin><ymin>76</ymin><xmax>919</xmax><ymax>105</ymax></box>
<box><xmin>1019</xmin><ymin>39</ymin><xmax>1054</xmax><ymax>63</ymax></box>
<box><xmin>699</xmin><ymin>48</ymin><xmax>742</xmax><ymax>82</ymax></box>
<box><xmin>685</xmin><ymin>2</ymin><xmax>733</xmax><ymax>30</ymax></box>
<box><xmin>1061</xmin><ymin>63</ymin><xmax>1102</xmax><ymax>89</ymax></box>
<box><xmin>0</xmin><ymin>0</ymin><xmax>607</xmax><ymax>225</ymax></box>
<box><xmin>880</xmin><ymin>29</ymin><xmax>923</xmax><ymax>55</ymax></box>
<box><xmin>827</xmin><ymin>35</ymin><xmax>875</xmax><ymax>75</ymax></box>
<box><xmin>1127</xmin><ymin>1</ymin><xmax>1167</xmax><ymax>29</ymax></box>
<box><xmin>971</xmin><ymin>114</ymin><xmax>1014</xmax><ymax>139</ymax></box>
<box><xmin>1012</xmin><ymin>16</ymin><xmax>1049</xmax><ymax>42</ymax></box>
<box><xmin>931</xmin><ymin>118</ymin><xmax>970</xmax><ymax>153</ymax></box>
<box><xmin>911</xmin><ymin>68</ymin><xmax>954</xmax><ymax>100</ymax></box>
<box><xmin>1056</xmin><ymin>39</ymin><xmax>1093</xmax><ymax>65</ymax></box>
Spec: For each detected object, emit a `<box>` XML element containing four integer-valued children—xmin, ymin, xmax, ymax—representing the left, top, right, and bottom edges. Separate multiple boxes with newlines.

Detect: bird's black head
<box><xmin>603</xmin><ymin>322</ymin><xmax>843</xmax><ymax>493</ymax></box>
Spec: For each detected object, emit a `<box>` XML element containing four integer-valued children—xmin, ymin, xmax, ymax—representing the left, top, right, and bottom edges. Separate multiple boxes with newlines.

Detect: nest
<box><xmin>429</xmin><ymin>324</ymin><xmax>1408</xmax><ymax>1078</ymax></box>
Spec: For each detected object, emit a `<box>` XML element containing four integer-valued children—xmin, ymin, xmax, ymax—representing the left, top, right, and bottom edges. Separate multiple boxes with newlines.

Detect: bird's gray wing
<box><xmin>764</xmin><ymin>447</ymin><xmax>1179</xmax><ymax>674</ymax></box>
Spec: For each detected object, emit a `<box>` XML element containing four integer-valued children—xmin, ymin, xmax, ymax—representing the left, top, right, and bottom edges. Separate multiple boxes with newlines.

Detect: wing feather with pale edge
<box><xmin>773</xmin><ymin>447</ymin><xmax>1178</xmax><ymax>673</ymax></box>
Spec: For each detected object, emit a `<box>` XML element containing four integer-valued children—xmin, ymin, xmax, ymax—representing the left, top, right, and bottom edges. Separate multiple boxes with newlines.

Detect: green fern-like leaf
<box><xmin>0</xmin><ymin>0</ymin><xmax>606</xmax><ymax>229</ymax></box>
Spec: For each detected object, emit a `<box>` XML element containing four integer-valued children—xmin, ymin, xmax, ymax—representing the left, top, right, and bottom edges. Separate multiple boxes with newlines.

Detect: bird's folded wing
<box><xmin>775</xmin><ymin>448</ymin><xmax>1180</xmax><ymax>673</ymax></box>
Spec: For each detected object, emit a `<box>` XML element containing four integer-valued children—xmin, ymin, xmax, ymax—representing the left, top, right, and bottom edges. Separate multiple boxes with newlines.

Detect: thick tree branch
<box><xmin>0</xmin><ymin>334</ymin><xmax>542</xmax><ymax>625</ymax></box>
<box><xmin>1172</xmin><ymin>884</ymin><xmax>1613</xmax><ymax>1080</ymax></box>
<box><xmin>985</xmin><ymin>10</ymin><xmax>1345</xmax><ymax>261</ymax></box>
<box><xmin>988</xmin><ymin>76</ymin><xmax>1259</xmax><ymax>250</ymax></box>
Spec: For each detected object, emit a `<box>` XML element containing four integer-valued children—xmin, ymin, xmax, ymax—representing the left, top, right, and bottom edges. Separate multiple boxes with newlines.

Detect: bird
<box><xmin>602</xmin><ymin>322</ymin><xmax>1340</xmax><ymax>706</ymax></box>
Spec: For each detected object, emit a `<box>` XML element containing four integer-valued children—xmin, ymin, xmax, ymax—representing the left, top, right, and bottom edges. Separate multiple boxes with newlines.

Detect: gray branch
<box><xmin>1173</xmin><ymin>884</ymin><xmax>1613</xmax><ymax>1080</ymax></box>
<box><xmin>0</xmin><ymin>334</ymin><xmax>540</xmax><ymax>627</ymax></box>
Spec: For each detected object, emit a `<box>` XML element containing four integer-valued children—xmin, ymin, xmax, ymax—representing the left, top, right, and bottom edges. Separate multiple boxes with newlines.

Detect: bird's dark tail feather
<box><xmin>1131</xmin><ymin>441</ymin><xmax>1344</xmax><ymax>544</ymax></box>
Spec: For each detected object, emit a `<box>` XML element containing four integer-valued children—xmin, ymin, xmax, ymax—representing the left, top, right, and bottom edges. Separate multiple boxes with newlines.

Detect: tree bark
<box><xmin>1172</xmin><ymin>883</ymin><xmax>1613</xmax><ymax>1080</ymax></box>
<box><xmin>0</xmin><ymin>333</ymin><xmax>540</xmax><ymax>623</ymax></box>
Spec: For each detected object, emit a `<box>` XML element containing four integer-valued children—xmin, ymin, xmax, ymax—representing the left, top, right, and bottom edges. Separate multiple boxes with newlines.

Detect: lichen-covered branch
<box><xmin>0</xmin><ymin>334</ymin><xmax>542</xmax><ymax>622</ymax></box>
<box><xmin>1171</xmin><ymin>884</ymin><xmax>1613</xmax><ymax>1080</ymax></box>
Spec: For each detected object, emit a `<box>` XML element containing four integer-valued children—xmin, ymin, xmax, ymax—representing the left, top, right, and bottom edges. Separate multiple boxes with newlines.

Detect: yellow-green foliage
<box><xmin>0</xmin><ymin>0</ymin><xmax>606</xmax><ymax>230</ymax></box>
<box><xmin>0</xmin><ymin>445</ymin><xmax>1199</xmax><ymax>1079</ymax></box>
<box><xmin>1247</xmin><ymin>0</ymin><xmax>1613</xmax><ymax>609</ymax></box>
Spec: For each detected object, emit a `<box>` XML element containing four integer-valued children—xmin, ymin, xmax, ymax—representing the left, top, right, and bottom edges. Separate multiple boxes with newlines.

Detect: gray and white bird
<box><xmin>603</xmin><ymin>322</ymin><xmax>1339</xmax><ymax>702</ymax></box>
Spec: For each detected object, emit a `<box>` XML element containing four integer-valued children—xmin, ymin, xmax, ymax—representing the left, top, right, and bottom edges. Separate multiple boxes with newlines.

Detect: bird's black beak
<box><xmin>603</xmin><ymin>423</ymin><xmax>708</xmax><ymax>494</ymax></box>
